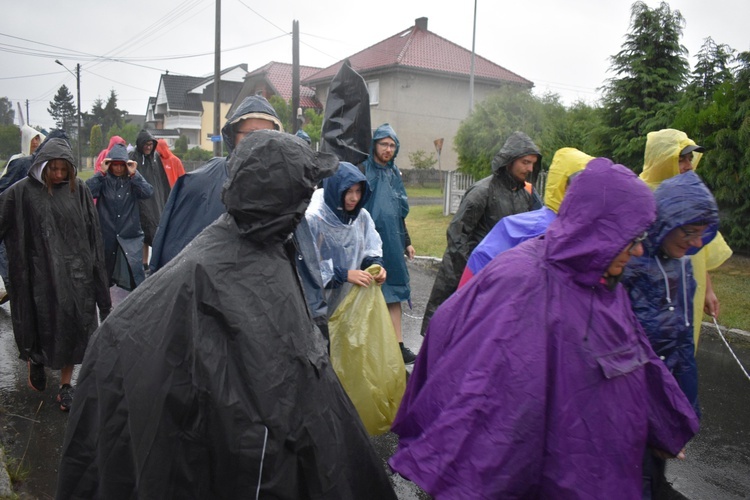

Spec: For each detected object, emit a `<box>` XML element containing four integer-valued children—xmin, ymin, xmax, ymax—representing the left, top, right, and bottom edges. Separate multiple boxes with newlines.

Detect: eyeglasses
<box><xmin>678</xmin><ymin>226</ymin><xmax>706</xmax><ymax>242</ymax></box>
<box><xmin>376</xmin><ymin>142</ymin><xmax>397</xmax><ymax>150</ymax></box>
<box><xmin>627</xmin><ymin>231</ymin><xmax>648</xmax><ymax>254</ymax></box>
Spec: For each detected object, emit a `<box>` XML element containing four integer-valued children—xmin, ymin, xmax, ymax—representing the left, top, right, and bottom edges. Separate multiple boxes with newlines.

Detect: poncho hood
<box><xmin>155</xmin><ymin>138</ymin><xmax>176</xmax><ymax>160</ymax></box>
<box><xmin>545</xmin><ymin>157</ymin><xmax>656</xmax><ymax>287</ymax></box>
<box><xmin>222</xmin><ymin>95</ymin><xmax>283</xmax><ymax>153</ymax></box>
<box><xmin>106</xmin><ymin>135</ymin><xmax>125</xmax><ymax>151</ymax></box>
<box><xmin>543</xmin><ymin>148</ymin><xmax>592</xmax><ymax>213</ymax></box>
<box><xmin>222</xmin><ymin>130</ymin><xmax>338</xmax><ymax>244</ymax></box>
<box><xmin>323</xmin><ymin>162</ymin><xmax>371</xmax><ymax>224</ymax></box>
<box><xmin>640</xmin><ymin>129</ymin><xmax>704</xmax><ymax>189</ymax></box>
<box><xmin>28</xmin><ymin>137</ymin><xmax>77</xmax><ymax>183</ymax></box>
<box><xmin>20</xmin><ymin>125</ymin><xmax>45</xmax><ymax>156</ymax></box>
<box><xmin>490</xmin><ymin>131</ymin><xmax>541</xmax><ymax>176</ymax></box>
<box><xmin>369</xmin><ymin>123</ymin><xmax>400</xmax><ymax>165</ymax></box>
<box><xmin>135</xmin><ymin>129</ymin><xmax>157</xmax><ymax>155</ymax></box>
<box><xmin>645</xmin><ymin>170</ymin><xmax>719</xmax><ymax>257</ymax></box>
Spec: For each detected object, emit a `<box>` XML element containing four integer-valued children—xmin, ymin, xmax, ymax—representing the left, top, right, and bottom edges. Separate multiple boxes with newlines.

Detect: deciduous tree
<box><xmin>0</xmin><ymin>97</ymin><xmax>15</xmax><ymax>126</ymax></box>
<box><xmin>302</xmin><ymin>108</ymin><xmax>323</xmax><ymax>146</ymax></box>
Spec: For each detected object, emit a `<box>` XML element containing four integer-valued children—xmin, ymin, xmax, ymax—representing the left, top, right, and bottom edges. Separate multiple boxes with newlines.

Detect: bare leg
<box><xmin>143</xmin><ymin>243</ymin><xmax>149</xmax><ymax>267</ymax></box>
<box><xmin>388</xmin><ymin>302</ymin><xmax>403</xmax><ymax>342</ymax></box>
<box><xmin>60</xmin><ymin>364</ymin><xmax>74</xmax><ymax>386</ymax></box>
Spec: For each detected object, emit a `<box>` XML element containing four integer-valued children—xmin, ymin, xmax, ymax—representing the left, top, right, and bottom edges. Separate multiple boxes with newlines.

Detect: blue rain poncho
<box><xmin>621</xmin><ymin>171</ymin><xmax>719</xmax><ymax>414</ymax></box>
<box><xmin>359</xmin><ymin>124</ymin><xmax>411</xmax><ymax>304</ymax></box>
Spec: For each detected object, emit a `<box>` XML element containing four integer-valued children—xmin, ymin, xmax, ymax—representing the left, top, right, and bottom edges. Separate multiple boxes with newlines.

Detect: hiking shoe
<box><xmin>401</xmin><ymin>344</ymin><xmax>418</xmax><ymax>365</ymax></box>
<box><xmin>0</xmin><ymin>292</ymin><xmax>9</xmax><ymax>305</ymax></box>
<box><xmin>27</xmin><ymin>359</ymin><xmax>46</xmax><ymax>392</ymax></box>
<box><xmin>57</xmin><ymin>384</ymin><xmax>75</xmax><ymax>412</ymax></box>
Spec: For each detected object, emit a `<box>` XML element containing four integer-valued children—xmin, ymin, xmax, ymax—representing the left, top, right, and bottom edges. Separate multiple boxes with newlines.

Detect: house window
<box><xmin>367</xmin><ymin>80</ymin><xmax>379</xmax><ymax>106</ymax></box>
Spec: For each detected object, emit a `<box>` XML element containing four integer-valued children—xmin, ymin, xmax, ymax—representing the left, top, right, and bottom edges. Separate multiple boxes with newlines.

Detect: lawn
<box><xmin>707</xmin><ymin>254</ymin><xmax>750</xmax><ymax>331</ymax></box>
<box><xmin>404</xmin><ymin>189</ymin><xmax>750</xmax><ymax>331</ymax></box>
<box><xmin>406</xmin><ymin>204</ymin><xmax>451</xmax><ymax>258</ymax></box>
<box><xmin>78</xmin><ymin>168</ymin><xmax>95</xmax><ymax>181</ymax></box>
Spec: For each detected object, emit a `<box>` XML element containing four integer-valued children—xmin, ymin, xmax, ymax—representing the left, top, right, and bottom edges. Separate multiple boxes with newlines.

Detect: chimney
<box><xmin>415</xmin><ymin>17</ymin><xmax>428</xmax><ymax>30</ymax></box>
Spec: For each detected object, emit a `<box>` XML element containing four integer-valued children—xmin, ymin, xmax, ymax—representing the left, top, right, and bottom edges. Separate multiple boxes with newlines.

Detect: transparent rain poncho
<box><xmin>305</xmin><ymin>187</ymin><xmax>383</xmax><ymax>314</ymax></box>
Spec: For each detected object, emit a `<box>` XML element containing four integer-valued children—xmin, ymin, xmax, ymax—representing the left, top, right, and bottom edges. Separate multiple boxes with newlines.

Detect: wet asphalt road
<box><xmin>0</xmin><ymin>259</ymin><xmax>748</xmax><ymax>499</ymax></box>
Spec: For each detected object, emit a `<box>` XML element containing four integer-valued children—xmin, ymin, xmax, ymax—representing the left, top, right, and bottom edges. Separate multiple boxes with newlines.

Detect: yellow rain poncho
<box><xmin>544</xmin><ymin>148</ymin><xmax>594</xmax><ymax>214</ymax></box>
<box><xmin>640</xmin><ymin>129</ymin><xmax>733</xmax><ymax>348</ymax></box>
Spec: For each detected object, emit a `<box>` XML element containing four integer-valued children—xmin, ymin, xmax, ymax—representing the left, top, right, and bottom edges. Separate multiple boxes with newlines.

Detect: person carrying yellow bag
<box><xmin>303</xmin><ymin>161</ymin><xmax>406</xmax><ymax>434</ymax></box>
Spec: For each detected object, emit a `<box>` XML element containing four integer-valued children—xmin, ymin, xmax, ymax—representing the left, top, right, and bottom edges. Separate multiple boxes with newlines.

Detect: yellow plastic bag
<box><xmin>328</xmin><ymin>265</ymin><xmax>406</xmax><ymax>435</ymax></box>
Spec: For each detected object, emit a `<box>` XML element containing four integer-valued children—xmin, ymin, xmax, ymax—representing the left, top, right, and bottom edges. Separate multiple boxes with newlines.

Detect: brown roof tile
<box><xmin>304</xmin><ymin>24</ymin><xmax>532</xmax><ymax>87</ymax></box>
<box><xmin>247</xmin><ymin>62</ymin><xmax>322</xmax><ymax>108</ymax></box>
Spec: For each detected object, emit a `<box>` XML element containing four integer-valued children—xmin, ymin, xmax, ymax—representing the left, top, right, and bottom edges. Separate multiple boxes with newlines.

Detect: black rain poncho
<box><xmin>0</xmin><ymin>138</ymin><xmax>111</xmax><ymax>368</ymax></box>
<box><xmin>420</xmin><ymin>131</ymin><xmax>541</xmax><ymax>334</ymax></box>
<box><xmin>57</xmin><ymin>130</ymin><xmax>398</xmax><ymax>500</ymax></box>
<box><xmin>129</xmin><ymin>129</ymin><xmax>169</xmax><ymax>245</ymax></box>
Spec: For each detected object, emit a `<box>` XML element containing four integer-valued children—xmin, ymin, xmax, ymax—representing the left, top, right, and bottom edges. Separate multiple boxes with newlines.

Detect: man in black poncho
<box><xmin>129</xmin><ymin>129</ymin><xmax>169</xmax><ymax>272</ymax></box>
<box><xmin>57</xmin><ymin>130</ymin><xmax>397</xmax><ymax>500</ymax></box>
<box><xmin>420</xmin><ymin>131</ymin><xmax>541</xmax><ymax>335</ymax></box>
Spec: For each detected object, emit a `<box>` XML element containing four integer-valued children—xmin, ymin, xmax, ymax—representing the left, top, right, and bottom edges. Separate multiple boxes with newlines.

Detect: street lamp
<box><xmin>55</xmin><ymin>59</ymin><xmax>82</xmax><ymax>170</ymax></box>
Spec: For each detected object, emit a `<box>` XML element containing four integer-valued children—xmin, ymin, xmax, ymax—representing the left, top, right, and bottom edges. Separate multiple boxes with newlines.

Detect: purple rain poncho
<box><xmin>389</xmin><ymin>158</ymin><xmax>699</xmax><ymax>499</ymax></box>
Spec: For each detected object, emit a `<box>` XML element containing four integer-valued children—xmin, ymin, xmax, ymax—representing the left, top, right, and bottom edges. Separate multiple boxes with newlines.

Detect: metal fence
<box><xmin>442</xmin><ymin>169</ymin><xmax>548</xmax><ymax>216</ymax></box>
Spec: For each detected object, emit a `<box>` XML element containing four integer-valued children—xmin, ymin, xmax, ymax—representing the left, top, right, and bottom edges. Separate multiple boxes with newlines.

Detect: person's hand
<box><xmin>101</xmin><ymin>159</ymin><xmax>110</xmax><ymax>174</ymax></box>
<box><xmin>652</xmin><ymin>448</ymin><xmax>686</xmax><ymax>460</ymax></box>
<box><xmin>405</xmin><ymin>245</ymin><xmax>415</xmax><ymax>261</ymax></box>
<box><xmin>704</xmin><ymin>273</ymin><xmax>720</xmax><ymax>318</ymax></box>
<box><xmin>704</xmin><ymin>289</ymin><xmax>720</xmax><ymax>318</ymax></box>
<box><xmin>126</xmin><ymin>160</ymin><xmax>138</xmax><ymax>177</ymax></box>
<box><xmin>374</xmin><ymin>266</ymin><xmax>387</xmax><ymax>284</ymax></box>
<box><xmin>348</xmin><ymin>270</ymin><xmax>373</xmax><ymax>287</ymax></box>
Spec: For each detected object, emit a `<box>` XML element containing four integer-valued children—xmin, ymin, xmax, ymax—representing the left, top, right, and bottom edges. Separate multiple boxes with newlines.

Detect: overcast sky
<box><xmin>1</xmin><ymin>0</ymin><xmax>748</xmax><ymax>131</ymax></box>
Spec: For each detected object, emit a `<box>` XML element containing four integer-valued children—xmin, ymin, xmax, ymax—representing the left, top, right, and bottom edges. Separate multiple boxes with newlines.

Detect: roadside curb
<box><xmin>703</xmin><ymin>321</ymin><xmax>750</xmax><ymax>343</ymax></box>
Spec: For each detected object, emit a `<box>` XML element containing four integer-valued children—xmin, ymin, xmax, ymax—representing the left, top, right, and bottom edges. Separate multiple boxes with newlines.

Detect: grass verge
<box><xmin>406</xmin><ymin>204</ymin><xmax>450</xmax><ymax>259</ymax></box>
<box><xmin>705</xmin><ymin>254</ymin><xmax>750</xmax><ymax>331</ymax></box>
<box><xmin>77</xmin><ymin>168</ymin><xmax>94</xmax><ymax>181</ymax></box>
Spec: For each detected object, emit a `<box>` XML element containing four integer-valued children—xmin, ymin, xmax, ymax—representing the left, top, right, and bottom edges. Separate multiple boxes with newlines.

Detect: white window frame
<box><xmin>367</xmin><ymin>80</ymin><xmax>380</xmax><ymax>106</ymax></box>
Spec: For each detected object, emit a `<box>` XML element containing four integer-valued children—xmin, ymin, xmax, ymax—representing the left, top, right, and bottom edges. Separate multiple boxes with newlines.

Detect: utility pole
<box><xmin>469</xmin><ymin>0</ymin><xmax>477</xmax><ymax>114</ymax></box>
<box><xmin>292</xmin><ymin>20</ymin><xmax>300</xmax><ymax>133</ymax></box>
<box><xmin>213</xmin><ymin>0</ymin><xmax>222</xmax><ymax>156</ymax></box>
<box><xmin>25</xmin><ymin>100</ymin><xmax>29</xmax><ymax>125</ymax></box>
<box><xmin>55</xmin><ymin>59</ymin><xmax>82</xmax><ymax>169</ymax></box>
<box><xmin>76</xmin><ymin>63</ymin><xmax>81</xmax><ymax>167</ymax></box>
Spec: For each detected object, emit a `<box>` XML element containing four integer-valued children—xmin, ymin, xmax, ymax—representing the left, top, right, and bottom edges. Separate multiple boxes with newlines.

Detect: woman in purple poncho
<box><xmin>389</xmin><ymin>158</ymin><xmax>699</xmax><ymax>499</ymax></box>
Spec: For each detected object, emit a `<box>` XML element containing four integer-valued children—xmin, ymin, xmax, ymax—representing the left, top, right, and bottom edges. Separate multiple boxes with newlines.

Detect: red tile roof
<box><xmin>247</xmin><ymin>62</ymin><xmax>322</xmax><ymax>108</ymax></box>
<box><xmin>303</xmin><ymin>24</ymin><xmax>532</xmax><ymax>87</ymax></box>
